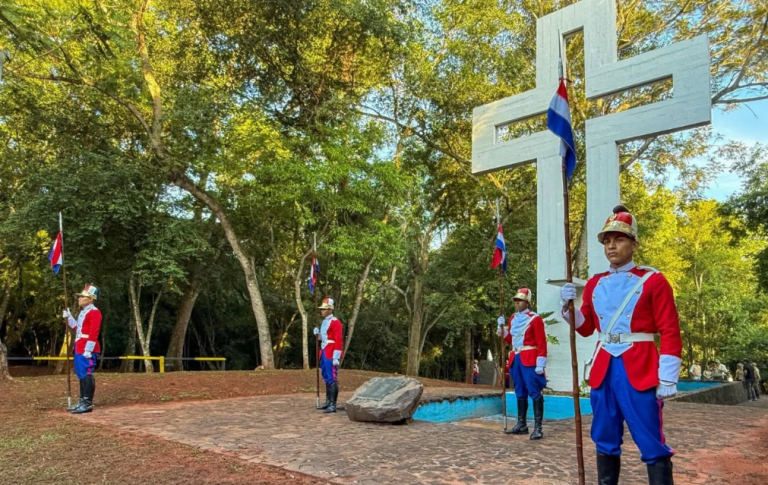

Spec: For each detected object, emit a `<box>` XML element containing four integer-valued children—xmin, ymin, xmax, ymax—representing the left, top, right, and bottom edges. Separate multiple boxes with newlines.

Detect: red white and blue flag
<box><xmin>308</xmin><ymin>252</ymin><xmax>319</xmax><ymax>294</ymax></box>
<box><xmin>547</xmin><ymin>79</ymin><xmax>577</xmax><ymax>180</ymax></box>
<box><xmin>49</xmin><ymin>232</ymin><xmax>63</xmax><ymax>275</ymax></box>
<box><xmin>490</xmin><ymin>223</ymin><xmax>507</xmax><ymax>274</ymax></box>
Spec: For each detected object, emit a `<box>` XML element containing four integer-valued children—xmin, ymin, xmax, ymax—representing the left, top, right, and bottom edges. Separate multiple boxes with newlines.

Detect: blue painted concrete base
<box><xmin>413</xmin><ymin>393</ymin><xmax>593</xmax><ymax>423</ymax></box>
<box><xmin>413</xmin><ymin>395</ymin><xmax>501</xmax><ymax>423</ymax></box>
<box><xmin>505</xmin><ymin>392</ymin><xmax>592</xmax><ymax>419</ymax></box>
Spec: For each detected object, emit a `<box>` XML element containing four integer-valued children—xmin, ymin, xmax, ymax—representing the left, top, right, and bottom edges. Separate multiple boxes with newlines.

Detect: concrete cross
<box><xmin>471</xmin><ymin>0</ymin><xmax>711</xmax><ymax>391</ymax></box>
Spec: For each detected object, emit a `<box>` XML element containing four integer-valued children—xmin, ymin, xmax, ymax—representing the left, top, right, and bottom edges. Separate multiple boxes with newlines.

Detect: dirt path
<box><xmin>0</xmin><ymin>370</ymin><xmax>477</xmax><ymax>485</ymax></box>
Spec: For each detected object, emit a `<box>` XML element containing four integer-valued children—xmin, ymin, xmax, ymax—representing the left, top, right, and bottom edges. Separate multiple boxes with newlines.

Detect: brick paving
<box><xmin>76</xmin><ymin>388</ymin><xmax>768</xmax><ymax>485</ymax></box>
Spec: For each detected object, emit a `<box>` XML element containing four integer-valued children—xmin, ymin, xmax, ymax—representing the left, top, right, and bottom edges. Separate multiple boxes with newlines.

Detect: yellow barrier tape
<box><xmin>194</xmin><ymin>357</ymin><xmax>226</xmax><ymax>361</ymax></box>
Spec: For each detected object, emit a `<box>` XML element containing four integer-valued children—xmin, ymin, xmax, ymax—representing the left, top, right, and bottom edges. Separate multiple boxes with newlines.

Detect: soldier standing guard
<box><xmin>63</xmin><ymin>284</ymin><xmax>102</xmax><ymax>414</ymax></box>
<box><xmin>497</xmin><ymin>288</ymin><xmax>548</xmax><ymax>440</ymax></box>
<box><xmin>560</xmin><ymin>205</ymin><xmax>682</xmax><ymax>485</ymax></box>
<box><xmin>313</xmin><ymin>297</ymin><xmax>343</xmax><ymax>413</ymax></box>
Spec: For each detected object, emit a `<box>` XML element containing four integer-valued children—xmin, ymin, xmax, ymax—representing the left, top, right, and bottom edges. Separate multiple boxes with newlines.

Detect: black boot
<box><xmin>596</xmin><ymin>453</ymin><xmax>621</xmax><ymax>485</ymax></box>
<box><xmin>647</xmin><ymin>457</ymin><xmax>674</xmax><ymax>485</ymax></box>
<box><xmin>72</xmin><ymin>375</ymin><xmax>94</xmax><ymax>414</ymax></box>
<box><xmin>510</xmin><ymin>398</ymin><xmax>529</xmax><ymax>434</ymax></box>
<box><xmin>324</xmin><ymin>382</ymin><xmax>338</xmax><ymax>413</ymax></box>
<box><xmin>318</xmin><ymin>383</ymin><xmax>331</xmax><ymax>410</ymax></box>
<box><xmin>69</xmin><ymin>380</ymin><xmax>85</xmax><ymax>412</ymax></box>
<box><xmin>529</xmin><ymin>396</ymin><xmax>544</xmax><ymax>440</ymax></box>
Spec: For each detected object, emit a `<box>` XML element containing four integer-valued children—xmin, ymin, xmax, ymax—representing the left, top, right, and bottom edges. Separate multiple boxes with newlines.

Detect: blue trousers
<box><xmin>510</xmin><ymin>354</ymin><xmax>546</xmax><ymax>400</ymax></box>
<box><xmin>591</xmin><ymin>356</ymin><xmax>674</xmax><ymax>464</ymax></box>
<box><xmin>320</xmin><ymin>353</ymin><xmax>337</xmax><ymax>385</ymax></box>
<box><xmin>74</xmin><ymin>353</ymin><xmax>98</xmax><ymax>380</ymax></box>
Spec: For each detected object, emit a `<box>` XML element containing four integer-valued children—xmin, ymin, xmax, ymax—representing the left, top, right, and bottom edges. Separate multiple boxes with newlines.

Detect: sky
<box><xmin>674</xmin><ymin>100</ymin><xmax>768</xmax><ymax>201</ymax></box>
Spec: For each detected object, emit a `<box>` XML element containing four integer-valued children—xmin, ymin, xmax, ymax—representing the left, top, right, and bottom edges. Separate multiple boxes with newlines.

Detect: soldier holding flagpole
<box><xmin>560</xmin><ymin>206</ymin><xmax>681</xmax><ymax>485</ymax></box>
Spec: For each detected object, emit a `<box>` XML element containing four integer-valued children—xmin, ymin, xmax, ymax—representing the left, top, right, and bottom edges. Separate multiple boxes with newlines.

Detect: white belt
<box><xmin>513</xmin><ymin>345</ymin><xmax>536</xmax><ymax>352</ymax></box>
<box><xmin>76</xmin><ymin>333</ymin><xmax>89</xmax><ymax>340</ymax></box>
<box><xmin>598</xmin><ymin>332</ymin><xmax>654</xmax><ymax>344</ymax></box>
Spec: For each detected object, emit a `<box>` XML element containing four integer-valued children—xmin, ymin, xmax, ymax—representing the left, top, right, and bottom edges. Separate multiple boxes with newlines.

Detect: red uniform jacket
<box><xmin>502</xmin><ymin>311</ymin><xmax>547</xmax><ymax>368</ymax></box>
<box><xmin>69</xmin><ymin>305</ymin><xmax>102</xmax><ymax>355</ymax></box>
<box><xmin>320</xmin><ymin>316</ymin><xmax>344</xmax><ymax>361</ymax></box>
<box><xmin>577</xmin><ymin>266</ymin><xmax>682</xmax><ymax>391</ymax></box>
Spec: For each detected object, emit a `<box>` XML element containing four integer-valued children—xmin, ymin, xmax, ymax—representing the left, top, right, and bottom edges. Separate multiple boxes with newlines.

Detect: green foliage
<box><xmin>0</xmin><ymin>0</ymin><xmax>766</xmax><ymax>381</ymax></box>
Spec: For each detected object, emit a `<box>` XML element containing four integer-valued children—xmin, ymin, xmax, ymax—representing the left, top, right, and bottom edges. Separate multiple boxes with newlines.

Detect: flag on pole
<box><xmin>49</xmin><ymin>232</ymin><xmax>63</xmax><ymax>275</ymax></box>
<box><xmin>547</xmin><ymin>79</ymin><xmax>577</xmax><ymax>180</ymax></box>
<box><xmin>308</xmin><ymin>252</ymin><xmax>319</xmax><ymax>294</ymax></box>
<box><xmin>490</xmin><ymin>223</ymin><xmax>507</xmax><ymax>274</ymax></box>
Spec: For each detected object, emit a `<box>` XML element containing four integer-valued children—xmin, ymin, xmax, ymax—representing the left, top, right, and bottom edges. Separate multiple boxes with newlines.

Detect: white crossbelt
<box><xmin>598</xmin><ymin>332</ymin><xmax>654</xmax><ymax>344</ymax></box>
<box><xmin>513</xmin><ymin>345</ymin><xmax>536</xmax><ymax>352</ymax></box>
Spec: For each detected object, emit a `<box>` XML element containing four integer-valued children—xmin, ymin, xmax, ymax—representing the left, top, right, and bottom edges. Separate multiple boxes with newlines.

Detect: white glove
<box><xmin>63</xmin><ymin>309</ymin><xmax>72</xmax><ymax>319</ymax></box>
<box><xmin>332</xmin><ymin>358</ymin><xmax>339</xmax><ymax>367</ymax></box>
<box><xmin>656</xmin><ymin>381</ymin><xmax>677</xmax><ymax>400</ymax></box>
<box><xmin>560</xmin><ymin>283</ymin><xmax>577</xmax><ymax>306</ymax></box>
<box><xmin>83</xmin><ymin>351</ymin><xmax>92</xmax><ymax>359</ymax></box>
<box><xmin>535</xmin><ymin>366</ymin><xmax>545</xmax><ymax>375</ymax></box>
<box><xmin>313</xmin><ymin>327</ymin><xmax>320</xmax><ymax>336</ymax></box>
<box><xmin>497</xmin><ymin>316</ymin><xmax>505</xmax><ymax>327</ymax></box>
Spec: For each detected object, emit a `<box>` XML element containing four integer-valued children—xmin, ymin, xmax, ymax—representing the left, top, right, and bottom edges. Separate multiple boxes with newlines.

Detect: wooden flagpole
<box><xmin>557</xmin><ymin>32</ymin><xmax>586</xmax><ymax>485</ymax></box>
<box><xmin>59</xmin><ymin>212</ymin><xmax>73</xmax><ymax>408</ymax></box>
<box><xmin>314</xmin><ymin>232</ymin><xmax>320</xmax><ymax>408</ymax></box>
<box><xmin>495</xmin><ymin>199</ymin><xmax>508</xmax><ymax>432</ymax></box>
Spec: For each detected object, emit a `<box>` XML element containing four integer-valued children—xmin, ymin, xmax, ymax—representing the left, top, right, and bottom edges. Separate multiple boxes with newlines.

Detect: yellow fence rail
<box><xmin>13</xmin><ymin>355</ymin><xmax>227</xmax><ymax>371</ymax></box>
<box><xmin>120</xmin><ymin>355</ymin><xmax>165</xmax><ymax>373</ymax></box>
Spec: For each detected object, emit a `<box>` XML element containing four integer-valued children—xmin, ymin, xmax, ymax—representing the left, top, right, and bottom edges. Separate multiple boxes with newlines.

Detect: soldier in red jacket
<box><xmin>497</xmin><ymin>288</ymin><xmax>548</xmax><ymax>440</ymax></box>
<box><xmin>313</xmin><ymin>297</ymin><xmax>343</xmax><ymax>413</ymax></box>
<box><xmin>63</xmin><ymin>284</ymin><xmax>102</xmax><ymax>414</ymax></box>
<box><xmin>560</xmin><ymin>205</ymin><xmax>681</xmax><ymax>485</ymax></box>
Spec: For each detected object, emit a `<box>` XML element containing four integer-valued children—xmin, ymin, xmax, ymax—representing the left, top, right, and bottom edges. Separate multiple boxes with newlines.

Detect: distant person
<box><xmin>63</xmin><ymin>284</ymin><xmax>102</xmax><ymax>414</ymax></box>
<box><xmin>689</xmin><ymin>362</ymin><xmax>701</xmax><ymax>381</ymax></box>
<box><xmin>735</xmin><ymin>363</ymin><xmax>744</xmax><ymax>381</ymax></box>
<box><xmin>472</xmin><ymin>360</ymin><xmax>479</xmax><ymax>384</ymax></box>
<box><xmin>717</xmin><ymin>361</ymin><xmax>729</xmax><ymax>380</ymax></box>
<box><xmin>313</xmin><ymin>297</ymin><xmax>343</xmax><ymax>413</ymax></box>
<box><xmin>743</xmin><ymin>361</ymin><xmax>758</xmax><ymax>401</ymax></box>
<box><xmin>752</xmin><ymin>363</ymin><xmax>761</xmax><ymax>399</ymax></box>
<box><xmin>497</xmin><ymin>287</ymin><xmax>547</xmax><ymax>440</ymax></box>
<box><xmin>560</xmin><ymin>205</ymin><xmax>681</xmax><ymax>485</ymax></box>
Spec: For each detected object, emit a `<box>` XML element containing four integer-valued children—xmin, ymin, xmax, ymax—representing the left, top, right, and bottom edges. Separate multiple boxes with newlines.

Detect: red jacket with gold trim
<box><xmin>576</xmin><ymin>265</ymin><xmax>682</xmax><ymax>391</ymax></box>
<box><xmin>501</xmin><ymin>311</ymin><xmax>547</xmax><ymax>368</ymax></box>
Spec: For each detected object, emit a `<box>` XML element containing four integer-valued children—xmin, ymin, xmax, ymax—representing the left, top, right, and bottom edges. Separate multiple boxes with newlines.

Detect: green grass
<box><xmin>0</xmin><ymin>431</ymin><xmax>61</xmax><ymax>452</ymax></box>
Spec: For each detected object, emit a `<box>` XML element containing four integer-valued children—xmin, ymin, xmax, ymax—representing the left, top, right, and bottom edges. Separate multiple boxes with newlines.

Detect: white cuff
<box><xmin>562</xmin><ymin>309</ymin><xmax>584</xmax><ymax>329</ymax></box>
<box><xmin>67</xmin><ymin>317</ymin><xmax>77</xmax><ymax>328</ymax></box>
<box><xmin>658</xmin><ymin>355</ymin><xmax>682</xmax><ymax>384</ymax></box>
<box><xmin>536</xmin><ymin>356</ymin><xmax>547</xmax><ymax>368</ymax></box>
<box><xmin>333</xmin><ymin>350</ymin><xmax>341</xmax><ymax>360</ymax></box>
<box><xmin>84</xmin><ymin>341</ymin><xmax>96</xmax><ymax>353</ymax></box>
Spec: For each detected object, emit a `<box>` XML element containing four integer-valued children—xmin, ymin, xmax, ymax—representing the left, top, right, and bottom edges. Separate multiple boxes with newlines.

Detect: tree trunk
<box><xmin>293</xmin><ymin>251</ymin><xmax>311</xmax><ymax>370</ymax></box>
<box><xmin>166</xmin><ymin>279</ymin><xmax>201</xmax><ymax>371</ymax></box>
<box><xmin>171</xmin><ymin>172</ymin><xmax>275</xmax><ymax>369</ymax></box>
<box><xmin>464</xmin><ymin>328</ymin><xmax>472</xmax><ymax>384</ymax></box>
<box><xmin>405</xmin><ymin>276</ymin><xmax>424</xmax><ymax>376</ymax></box>
<box><xmin>128</xmin><ymin>276</ymin><xmax>163</xmax><ymax>373</ymax></box>
<box><xmin>0</xmin><ymin>282</ymin><xmax>11</xmax><ymax>380</ymax></box>
<box><xmin>121</xmin><ymin>318</ymin><xmax>137</xmax><ymax>372</ymax></box>
<box><xmin>342</xmin><ymin>255</ymin><xmax>374</xmax><ymax>363</ymax></box>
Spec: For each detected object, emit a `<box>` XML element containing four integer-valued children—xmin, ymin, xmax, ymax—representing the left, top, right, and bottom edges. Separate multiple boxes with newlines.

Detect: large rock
<box><xmin>345</xmin><ymin>376</ymin><xmax>424</xmax><ymax>423</ymax></box>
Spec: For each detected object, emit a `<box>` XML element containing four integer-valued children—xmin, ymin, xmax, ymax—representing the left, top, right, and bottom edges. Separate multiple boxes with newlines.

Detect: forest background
<box><xmin>1</xmin><ymin>0</ymin><xmax>767</xmax><ymax>382</ymax></box>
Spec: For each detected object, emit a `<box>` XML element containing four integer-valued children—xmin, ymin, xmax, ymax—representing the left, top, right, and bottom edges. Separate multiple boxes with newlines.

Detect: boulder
<box><xmin>345</xmin><ymin>376</ymin><xmax>424</xmax><ymax>423</ymax></box>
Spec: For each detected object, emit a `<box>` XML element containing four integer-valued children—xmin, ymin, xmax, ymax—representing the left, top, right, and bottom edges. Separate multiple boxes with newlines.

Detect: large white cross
<box><xmin>472</xmin><ymin>0</ymin><xmax>711</xmax><ymax>391</ymax></box>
